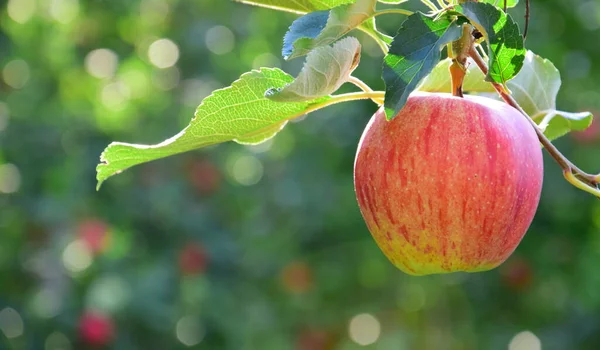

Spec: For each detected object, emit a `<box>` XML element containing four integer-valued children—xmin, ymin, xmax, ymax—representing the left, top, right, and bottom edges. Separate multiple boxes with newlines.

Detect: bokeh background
<box><xmin>0</xmin><ymin>0</ymin><xmax>599</xmax><ymax>349</ymax></box>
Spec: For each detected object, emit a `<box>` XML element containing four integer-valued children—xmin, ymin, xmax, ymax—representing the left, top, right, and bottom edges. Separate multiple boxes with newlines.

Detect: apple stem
<box><xmin>468</xmin><ymin>45</ymin><xmax>600</xmax><ymax>198</ymax></box>
<box><xmin>449</xmin><ymin>61</ymin><xmax>465</xmax><ymax>98</ymax></box>
<box><xmin>449</xmin><ymin>24</ymin><xmax>474</xmax><ymax>98</ymax></box>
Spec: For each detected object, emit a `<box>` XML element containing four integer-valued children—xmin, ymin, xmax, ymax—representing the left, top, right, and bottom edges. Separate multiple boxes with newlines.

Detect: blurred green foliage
<box><xmin>0</xmin><ymin>0</ymin><xmax>600</xmax><ymax>349</ymax></box>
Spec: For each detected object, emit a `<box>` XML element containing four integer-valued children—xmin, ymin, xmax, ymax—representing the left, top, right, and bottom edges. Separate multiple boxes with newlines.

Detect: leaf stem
<box><xmin>421</xmin><ymin>0</ymin><xmax>439</xmax><ymax>12</ymax></box>
<box><xmin>348</xmin><ymin>76</ymin><xmax>384</xmax><ymax>105</ymax></box>
<box><xmin>359</xmin><ymin>27</ymin><xmax>390</xmax><ymax>55</ymax></box>
<box><xmin>373</xmin><ymin>9</ymin><xmax>414</xmax><ymax>17</ymax></box>
<box><xmin>564</xmin><ymin>171</ymin><xmax>600</xmax><ymax>198</ymax></box>
<box><xmin>468</xmin><ymin>45</ymin><xmax>600</xmax><ymax>198</ymax></box>
<box><xmin>305</xmin><ymin>92</ymin><xmax>385</xmax><ymax>117</ymax></box>
<box><xmin>449</xmin><ymin>24</ymin><xmax>474</xmax><ymax>98</ymax></box>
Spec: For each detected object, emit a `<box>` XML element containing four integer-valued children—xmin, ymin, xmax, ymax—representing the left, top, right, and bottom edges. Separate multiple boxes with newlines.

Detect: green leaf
<box><xmin>96</xmin><ymin>68</ymin><xmax>331</xmax><ymax>189</ymax></box>
<box><xmin>481</xmin><ymin>0</ymin><xmax>519</xmax><ymax>8</ymax></box>
<box><xmin>282</xmin><ymin>0</ymin><xmax>376</xmax><ymax>60</ymax></box>
<box><xmin>268</xmin><ymin>37</ymin><xmax>361</xmax><ymax>102</ymax></box>
<box><xmin>382</xmin><ymin>13</ymin><xmax>461</xmax><ymax>120</ymax></box>
<box><xmin>461</xmin><ymin>2</ymin><xmax>525</xmax><ymax>85</ymax></box>
<box><xmin>417</xmin><ymin>58</ymin><xmax>495</xmax><ymax>93</ymax></box>
<box><xmin>233</xmin><ymin>0</ymin><xmax>355</xmax><ymax>14</ymax></box>
<box><xmin>454</xmin><ymin>0</ymin><xmax>519</xmax><ymax>7</ymax></box>
<box><xmin>234</xmin><ymin>121</ymin><xmax>289</xmax><ymax>145</ymax></box>
<box><xmin>506</xmin><ymin>51</ymin><xmax>593</xmax><ymax>141</ymax></box>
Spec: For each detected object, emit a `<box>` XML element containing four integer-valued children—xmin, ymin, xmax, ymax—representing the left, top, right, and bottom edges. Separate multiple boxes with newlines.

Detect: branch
<box><xmin>468</xmin><ymin>46</ymin><xmax>600</xmax><ymax>198</ymax></box>
<box><xmin>523</xmin><ymin>0</ymin><xmax>530</xmax><ymax>41</ymax></box>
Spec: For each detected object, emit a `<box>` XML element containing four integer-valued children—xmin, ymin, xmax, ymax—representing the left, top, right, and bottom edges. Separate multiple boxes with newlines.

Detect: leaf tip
<box><xmin>384</xmin><ymin>107</ymin><xmax>396</xmax><ymax>121</ymax></box>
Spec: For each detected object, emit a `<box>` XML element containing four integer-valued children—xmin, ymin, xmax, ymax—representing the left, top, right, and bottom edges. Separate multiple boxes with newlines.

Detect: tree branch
<box><xmin>523</xmin><ymin>0</ymin><xmax>530</xmax><ymax>41</ymax></box>
<box><xmin>468</xmin><ymin>46</ymin><xmax>600</xmax><ymax>198</ymax></box>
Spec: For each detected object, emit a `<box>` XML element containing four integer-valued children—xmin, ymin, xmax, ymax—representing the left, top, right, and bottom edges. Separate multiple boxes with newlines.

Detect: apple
<box><xmin>296</xmin><ymin>329</ymin><xmax>334</xmax><ymax>350</ymax></box>
<box><xmin>78</xmin><ymin>219</ymin><xmax>110</xmax><ymax>255</ymax></box>
<box><xmin>79</xmin><ymin>311</ymin><xmax>114</xmax><ymax>346</ymax></box>
<box><xmin>573</xmin><ymin>117</ymin><xmax>599</xmax><ymax>144</ymax></box>
<box><xmin>187</xmin><ymin>158</ymin><xmax>221</xmax><ymax>195</ymax></box>
<box><xmin>178</xmin><ymin>243</ymin><xmax>208</xmax><ymax>275</ymax></box>
<box><xmin>500</xmin><ymin>256</ymin><xmax>533</xmax><ymax>291</ymax></box>
<box><xmin>354</xmin><ymin>92</ymin><xmax>543</xmax><ymax>275</ymax></box>
<box><xmin>280</xmin><ymin>261</ymin><xmax>313</xmax><ymax>294</ymax></box>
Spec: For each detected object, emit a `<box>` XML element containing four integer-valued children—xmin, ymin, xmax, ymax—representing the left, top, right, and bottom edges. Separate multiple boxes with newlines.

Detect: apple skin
<box><xmin>79</xmin><ymin>312</ymin><xmax>114</xmax><ymax>346</ymax></box>
<box><xmin>354</xmin><ymin>92</ymin><xmax>543</xmax><ymax>275</ymax></box>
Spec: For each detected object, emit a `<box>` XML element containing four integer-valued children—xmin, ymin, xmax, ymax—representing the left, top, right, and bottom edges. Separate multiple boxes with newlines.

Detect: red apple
<box><xmin>78</xmin><ymin>219</ymin><xmax>110</xmax><ymax>255</ymax></box>
<box><xmin>354</xmin><ymin>92</ymin><xmax>543</xmax><ymax>275</ymax></box>
<box><xmin>501</xmin><ymin>257</ymin><xmax>533</xmax><ymax>291</ymax></box>
<box><xmin>179</xmin><ymin>243</ymin><xmax>208</xmax><ymax>275</ymax></box>
<box><xmin>280</xmin><ymin>261</ymin><xmax>313</xmax><ymax>294</ymax></box>
<box><xmin>573</xmin><ymin>117</ymin><xmax>599</xmax><ymax>144</ymax></box>
<box><xmin>187</xmin><ymin>159</ymin><xmax>221</xmax><ymax>195</ymax></box>
<box><xmin>79</xmin><ymin>312</ymin><xmax>114</xmax><ymax>346</ymax></box>
<box><xmin>296</xmin><ymin>329</ymin><xmax>333</xmax><ymax>350</ymax></box>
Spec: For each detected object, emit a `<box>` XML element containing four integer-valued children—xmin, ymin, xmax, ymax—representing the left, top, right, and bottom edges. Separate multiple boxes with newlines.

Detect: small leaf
<box><xmin>283</xmin><ymin>11</ymin><xmax>329</xmax><ymax>59</ymax></box>
<box><xmin>536</xmin><ymin>111</ymin><xmax>592</xmax><ymax>142</ymax></box>
<box><xmin>96</xmin><ymin>68</ymin><xmax>331</xmax><ymax>189</ymax></box>
<box><xmin>282</xmin><ymin>0</ymin><xmax>376</xmax><ymax>60</ymax></box>
<box><xmin>461</xmin><ymin>2</ymin><xmax>525</xmax><ymax>85</ymax></box>
<box><xmin>418</xmin><ymin>58</ymin><xmax>496</xmax><ymax>93</ymax></box>
<box><xmin>268</xmin><ymin>37</ymin><xmax>361</xmax><ymax>102</ymax></box>
<box><xmin>233</xmin><ymin>0</ymin><xmax>355</xmax><ymax>14</ymax></box>
<box><xmin>506</xmin><ymin>51</ymin><xmax>593</xmax><ymax>141</ymax></box>
<box><xmin>382</xmin><ymin>13</ymin><xmax>462</xmax><ymax>120</ymax></box>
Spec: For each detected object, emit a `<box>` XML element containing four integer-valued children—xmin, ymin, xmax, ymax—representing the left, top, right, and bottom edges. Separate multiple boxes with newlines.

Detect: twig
<box><xmin>523</xmin><ymin>0</ymin><xmax>530</xmax><ymax>40</ymax></box>
<box><xmin>468</xmin><ymin>46</ymin><xmax>600</xmax><ymax>198</ymax></box>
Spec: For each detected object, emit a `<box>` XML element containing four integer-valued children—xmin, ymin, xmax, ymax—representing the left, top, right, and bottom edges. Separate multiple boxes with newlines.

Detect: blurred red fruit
<box><xmin>573</xmin><ymin>117</ymin><xmax>600</xmax><ymax>144</ymax></box>
<box><xmin>500</xmin><ymin>257</ymin><xmax>533</xmax><ymax>291</ymax></box>
<box><xmin>281</xmin><ymin>261</ymin><xmax>313</xmax><ymax>294</ymax></box>
<box><xmin>296</xmin><ymin>329</ymin><xmax>333</xmax><ymax>350</ymax></box>
<box><xmin>78</xmin><ymin>219</ymin><xmax>110</xmax><ymax>255</ymax></box>
<box><xmin>79</xmin><ymin>312</ymin><xmax>114</xmax><ymax>347</ymax></box>
<box><xmin>187</xmin><ymin>159</ymin><xmax>221</xmax><ymax>195</ymax></box>
<box><xmin>179</xmin><ymin>243</ymin><xmax>208</xmax><ymax>275</ymax></box>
